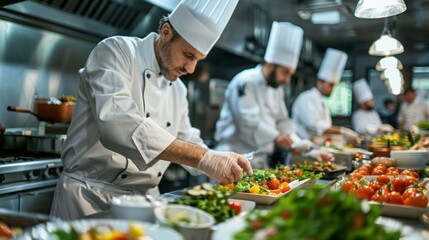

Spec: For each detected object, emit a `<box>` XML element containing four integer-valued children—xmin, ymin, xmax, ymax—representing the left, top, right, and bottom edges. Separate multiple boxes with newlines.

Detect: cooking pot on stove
<box><xmin>7</xmin><ymin>97</ymin><xmax>75</xmax><ymax>123</ymax></box>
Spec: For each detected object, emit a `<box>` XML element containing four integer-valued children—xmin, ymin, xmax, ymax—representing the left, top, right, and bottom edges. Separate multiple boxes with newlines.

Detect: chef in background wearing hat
<box><xmin>352</xmin><ymin>78</ymin><xmax>394</xmax><ymax>135</ymax></box>
<box><xmin>50</xmin><ymin>0</ymin><xmax>252</xmax><ymax>220</ymax></box>
<box><xmin>292</xmin><ymin>48</ymin><xmax>360</xmax><ymax>141</ymax></box>
<box><xmin>214</xmin><ymin>22</ymin><xmax>333</xmax><ymax>169</ymax></box>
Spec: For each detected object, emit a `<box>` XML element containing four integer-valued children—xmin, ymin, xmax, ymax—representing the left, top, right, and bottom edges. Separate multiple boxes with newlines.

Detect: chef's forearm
<box><xmin>323</xmin><ymin>126</ymin><xmax>342</xmax><ymax>135</ymax></box>
<box><xmin>155</xmin><ymin>139</ymin><xmax>208</xmax><ymax>167</ymax></box>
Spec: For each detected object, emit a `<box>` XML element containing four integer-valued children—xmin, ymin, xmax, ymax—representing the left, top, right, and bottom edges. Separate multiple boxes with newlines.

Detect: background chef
<box><xmin>292</xmin><ymin>48</ymin><xmax>360</xmax><ymax>142</ymax></box>
<box><xmin>50</xmin><ymin>0</ymin><xmax>252</xmax><ymax>220</ymax></box>
<box><xmin>352</xmin><ymin>78</ymin><xmax>394</xmax><ymax>135</ymax></box>
<box><xmin>214</xmin><ymin>22</ymin><xmax>333</xmax><ymax>169</ymax></box>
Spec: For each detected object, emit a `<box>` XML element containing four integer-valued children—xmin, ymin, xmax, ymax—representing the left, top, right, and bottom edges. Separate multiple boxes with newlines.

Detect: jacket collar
<box><xmin>140</xmin><ymin>33</ymin><xmax>162</xmax><ymax>76</ymax></box>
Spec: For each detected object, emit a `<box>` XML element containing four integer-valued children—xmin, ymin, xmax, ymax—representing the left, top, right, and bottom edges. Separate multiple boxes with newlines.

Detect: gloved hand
<box><xmin>303</xmin><ymin>149</ymin><xmax>335</xmax><ymax>162</ymax></box>
<box><xmin>291</xmin><ymin>139</ymin><xmax>314</xmax><ymax>152</ymax></box>
<box><xmin>197</xmin><ymin>150</ymin><xmax>253</xmax><ymax>184</ymax></box>
<box><xmin>340</xmin><ymin>127</ymin><xmax>361</xmax><ymax>140</ymax></box>
<box><xmin>379</xmin><ymin>124</ymin><xmax>394</xmax><ymax>132</ymax></box>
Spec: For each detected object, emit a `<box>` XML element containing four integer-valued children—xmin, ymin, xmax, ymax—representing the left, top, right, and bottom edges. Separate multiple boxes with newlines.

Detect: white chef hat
<box><xmin>169</xmin><ymin>0</ymin><xmax>239</xmax><ymax>55</ymax></box>
<box><xmin>317</xmin><ymin>48</ymin><xmax>348</xmax><ymax>83</ymax></box>
<box><xmin>264</xmin><ymin>22</ymin><xmax>304</xmax><ymax>70</ymax></box>
<box><xmin>353</xmin><ymin>78</ymin><xmax>373</xmax><ymax>104</ymax></box>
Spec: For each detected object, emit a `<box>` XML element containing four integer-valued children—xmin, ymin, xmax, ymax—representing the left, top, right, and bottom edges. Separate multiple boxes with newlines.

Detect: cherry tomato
<box><xmin>403</xmin><ymin>192</ymin><xmax>428</xmax><ymax>208</ymax></box>
<box><xmin>376</xmin><ymin>175</ymin><xmax>390</xmax><ymax>184</ymax></box>
<box><xmin>349</xmin><ymin>172</ymin><xmax>363</xmax><ymax>181</ymax></box>
<box><xmin>250</xmin><ymin>219</ymin><xmax>263</xmax><ymax>230</ymax></box>
<box><xmin>402</xmin><ymin>187</ymin><xmax>418</xmax><ymax>200</ymax></box>
<box><xmin>355</xmin><ymin>185</ymin><xmax>375</xmax><ymax>200</ymax></box>
<box><xmin>400</xmin><ymin>169</ymin><xmax>419</xmax><ymax>178</ymax></box>
<box><xmin>268</xmin><ymin>178</ymin><xmax>280</xmax><ymax>189</ymax></box>
<box><xmin>228</xmin><ymin>201</ymin><xmax>241</xmax><ymax>214</ymax></box>
<box><xmin>387</xmin><ymin>191</ymin><xmax>403</xmax><ymax>205</ymax></box>
<box><xmin>280</xmin><ymin>182</ymin><xmax>291</xmax><ymax>193</ymax></box>
<box><xmin>342</xmin><ymin>180</ymin><xmax>356</xmax><ymax>193</ymax></box>
<box><xmin>368</xmin><ymin>181</ymin><xmax>382</xmax><ymax>192</ymax></box>
<box><xmin>403</xmin><ymin>176</ymin><xmax>419</xmax><ymax>186</ymax></box>
<box><xmin>371</xmin><ymin>191</ymin><xmax>387</xmax><ymax>203</ymax></box>
<box><xmin>391</xmin><ymin>178</ymin><xmax>406</xmax><ymax>194</ymax></box>
<box><xmin>280</xmin><ymin>210</ymin><xmax>292</xmax><ymax>219</ymax></box>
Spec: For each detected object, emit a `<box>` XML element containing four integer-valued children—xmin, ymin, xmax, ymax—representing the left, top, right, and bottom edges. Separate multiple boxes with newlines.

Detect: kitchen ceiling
<box><xmin>249</xmin><ymin>0</ymin><xmax>429</xmax><ymax>53</ymax></box>
<box><xmin>2</xmin><ymin>0</ymin><xmax>429</xmax><ymax>55</ymax></box>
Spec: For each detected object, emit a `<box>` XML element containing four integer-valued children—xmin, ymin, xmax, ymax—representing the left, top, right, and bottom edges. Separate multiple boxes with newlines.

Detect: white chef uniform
<box><xmin>292</xmin><ymin>48</ymin><xmax>348</xmax><ymax>139</ymax></box>
<box><xmin>397</xmin><ymin>99</ymin><xmax>429</xmax><ymax>131</ymax></box>
<box><xmin>215</xmin><ymin>22</ymin><xmax>303</xmax><ymax>169</ymax></box>
<box><xmin>351</xmin><ymin>78</ymin><xmax>383</xmax><ymax>134</ymax></box>
<box><xmin>51</xmin><ymin>0</ymin><xmax>239</xmax><ymax>220</ymax></box>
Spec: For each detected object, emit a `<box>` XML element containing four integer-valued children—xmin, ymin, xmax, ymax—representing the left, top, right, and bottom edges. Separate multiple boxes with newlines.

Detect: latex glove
<box><xmin>340</xmin><ymin>127</ymin><xmax>360</xmax><ymax>140</ymax></box>
<box><xmin>291</xmin><ymin>139</ymin><xmax>314</xmax><ymax>152</ymax></box>
<box><xmin>303</xmin><ymin>149</ymin><xmax>335</xmax><ymax>162</ymax></box>
<box><xmin>197</xmin><ymin>150</ymin><xmax>253</xmax><ymax>184</ymax></box>
<box><xmin>379</xmin><ymin>124</ymin><xmax>394</xmax><ymax>132</ymax></box>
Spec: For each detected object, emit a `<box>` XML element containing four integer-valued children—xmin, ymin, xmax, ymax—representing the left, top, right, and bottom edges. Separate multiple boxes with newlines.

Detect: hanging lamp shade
<box><xmin>369</xmin><ymin>28</ymin><xmax>404</xmax><ymax>56</ymax></box>
<box><xmin>376</xmin><ymin>56</ymin><xmax>403</xmax><ymax>71</ymax></box>
<box><xmin>354</xmin><ymin>0</ymin><xmax>407</xmax><ymax>19</ymax></box>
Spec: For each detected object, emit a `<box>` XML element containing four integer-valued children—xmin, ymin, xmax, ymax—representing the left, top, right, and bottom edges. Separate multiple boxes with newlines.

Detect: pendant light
<box><xmin>375</xmin><ymin>56</ymin><xmax>403</xmax><ymax>71</ymax></box>
<box><xmin>354</xmin><ymin>0</ymin><xmax>407</xmax><ymax>19</ymax></box>
<box><xmin>368</xmin><ymin>18</ymin><xmax>404</xmax><ymax>56</ymax></box>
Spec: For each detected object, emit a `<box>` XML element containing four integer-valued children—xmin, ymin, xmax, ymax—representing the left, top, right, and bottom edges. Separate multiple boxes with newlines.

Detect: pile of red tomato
<box><xmin>341</xmin><ymin>164</ymin><xmax>428</xmax><ymax>208</ymax></box>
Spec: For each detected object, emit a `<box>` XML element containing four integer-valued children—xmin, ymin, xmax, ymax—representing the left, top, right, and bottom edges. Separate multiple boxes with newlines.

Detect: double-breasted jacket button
<box><xmin>146</xmin><ymin>113</ymin><xmax>150</xmax><ymax>118</ymax></box>
<box><xmin>146</xmin><ymin>73</ymin><xmax>151</xmax><ymax>78</ymax></box>
<box><xmin>121</xmin><ymin>174</ymin><xmax>128</xmax><ymax>179</ymax></box>
<box><xmin>157</xmin><ymin>172</ymin><xmax>162</xmax><ymax>177</ymax></box>
<box><xmin>166</xmin><ymin>122</ymin><xmax>171</xmax><ymax>127</ymax></box>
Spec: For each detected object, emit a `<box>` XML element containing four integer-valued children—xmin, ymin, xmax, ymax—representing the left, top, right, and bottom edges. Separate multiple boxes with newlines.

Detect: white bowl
<box><xmin>390</xmin><ymin>150</ymin><xmax>429</xmax><ymax>170</ymax></box>
<box><xmin>154</xmin><ymin>204</ymin><xmax>215</xmax><ymax>240</ymax></box>
<box><xmin>111</xmin><ymin>195</ymin><xmax>154</xmax><ymax>222</ymax></box>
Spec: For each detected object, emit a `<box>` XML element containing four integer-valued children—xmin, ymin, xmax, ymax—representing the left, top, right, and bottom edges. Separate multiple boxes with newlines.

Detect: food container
<box><xmin>111</xmin><ymin>195</ymin><xmax>159</xmax><ymax>222</ymax></box>
<box><xmin>390</xmin><ymin>150</ymin><xmax>429</xmax><ymax>170</ymax></box>
<box><xmin>154</xmin><ymin>204</ymin><xmax>215</xmax><ymax>240</ymax></box>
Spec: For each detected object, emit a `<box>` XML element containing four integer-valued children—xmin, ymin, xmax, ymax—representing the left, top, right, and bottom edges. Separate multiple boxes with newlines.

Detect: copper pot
<box><xmin>34</xmin><ymin>101</ymin><xmax>75</xmax><ymax>123</ymax></box>
<box><xmin>7</xmin><ymin>100</ymin><xmax>75</xmax><ymax>123</ymax></box>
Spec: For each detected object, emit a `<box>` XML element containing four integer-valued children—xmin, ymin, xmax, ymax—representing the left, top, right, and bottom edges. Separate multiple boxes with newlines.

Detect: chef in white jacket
<box><xmin>50</xmin><ymin>0</ymin><xmax>252</xmax><ymax>220</ymax></box>
<box><xmin>352</xmin><ymin>78</ymin><xmax>394</xmax><ymax>134</ymax></box>
<box><xmin>215</xmin><ymin>22</ymin><xmax>333</xmax><ymax>169</ymax></box>
<box><xmin>292</xmin><ymin>48</ymin><xmax>360</xmax><ymax>141</ymax></box>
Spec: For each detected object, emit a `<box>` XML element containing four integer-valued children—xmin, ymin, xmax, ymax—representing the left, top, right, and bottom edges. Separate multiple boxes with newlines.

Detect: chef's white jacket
<box><xmin>51</xmin><ymin>33</ymin><xmax>205</xmax><ymax>220</ymax></box>
<box><xmin>352</xmin><ymin>109</ymin><xmax>382</xmax><ymax>134</ymax></box>
<box><xmin>214</xmin><ymin>65</ymin><xmax>295</xmax><ymax>168</ymax></box>
<box><xmin>397</xmin><ymin>99</ymin><xmax>429</xmax><ymax>130</ymax></box>
<box><xmin>292</xmin><ymin>87</ymin><xmax>332</xmax><ymax>139</ymax></box>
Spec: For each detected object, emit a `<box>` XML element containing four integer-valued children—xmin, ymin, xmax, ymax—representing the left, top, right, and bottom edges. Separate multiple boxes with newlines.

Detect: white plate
<box><xmin>372</xmin><ymin>201</ymin><xmax>429</xmax><ymax>219</ymax></box>
<box><xmin>227</xmin><ymin>199</ymin><xmax>256</xmax><ymax>214</ymax></box>
<box><xmin>230</xmin><ymin>179</ymin><xmax>307</xmax><ymax>205</ymax></box>
<box><xmin>15</xmin><ymin>219</ymin><xmax>183</xmax><ymax>240</ymax></box>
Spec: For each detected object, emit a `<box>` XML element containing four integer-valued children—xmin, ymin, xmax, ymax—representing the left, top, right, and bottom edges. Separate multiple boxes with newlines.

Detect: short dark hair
<box><xmin>158</xmin><ymin>16</ymin><xmax>180</xmax><ymax>42</ymax></box>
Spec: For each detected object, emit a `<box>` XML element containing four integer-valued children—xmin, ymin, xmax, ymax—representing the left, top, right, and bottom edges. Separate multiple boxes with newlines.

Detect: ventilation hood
<box><xmin>1</xmin><ymin>0</ymin><xmax>172</xmax><ymax>41</ymax></box>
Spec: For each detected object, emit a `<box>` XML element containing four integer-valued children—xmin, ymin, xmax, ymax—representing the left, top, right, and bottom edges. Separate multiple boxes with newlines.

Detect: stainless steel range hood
<box><xmin>1</xmin><ymin>0</ymin><xmax>265</xmax><ymax>62</ymax></box>
<box><xmin>1</xmin><ymin>0</ymin><xmax>169</xmax><ymax>41</ymax></box>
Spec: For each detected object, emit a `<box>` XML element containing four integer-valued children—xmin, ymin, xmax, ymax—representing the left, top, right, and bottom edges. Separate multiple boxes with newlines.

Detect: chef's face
<box><xmin>362</xmin><ymin>99</ymin><xmax>375</xmax><ymax>110</ymax></box>
<box><xmin>157</xmin><ymin>23</ymin><xmax>206</xmax><ymax>81</ymax></box>
<box><xmin>317</xmin><ymin>80</ymin><xmax>335</xmax><ymax>97</ymax></box>
<box><xmin>267</xmin><ymin>65</ymin><xmax>294</xmax><ymax>88</ymax></box>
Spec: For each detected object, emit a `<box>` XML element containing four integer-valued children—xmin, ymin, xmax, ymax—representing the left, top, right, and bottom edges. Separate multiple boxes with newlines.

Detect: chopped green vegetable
<box><xmin>234</xmin><ymin>186</ymin><xmax>401</xmax><ymax>240</ymax></box>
